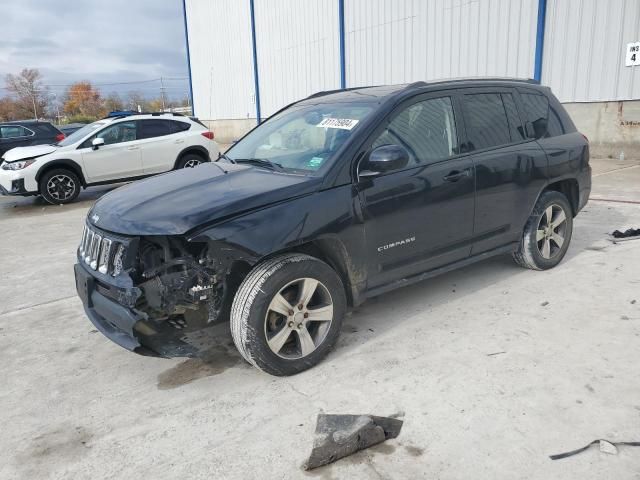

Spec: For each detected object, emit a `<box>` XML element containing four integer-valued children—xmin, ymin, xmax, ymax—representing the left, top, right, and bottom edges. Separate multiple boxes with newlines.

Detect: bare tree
<box><xmin>5</xmin><ymin>68</ymin><xmax>49</xmax><ymax>119</ymax></box>
<box><xmin>126</xmin><ymin>91</ymin><xmax>151</xmax><ymax>112</ymax></box>
<box><xmin>103</xmin><ymin>92</ymin><xmax>125</xmax><ymax>113</ymax></box>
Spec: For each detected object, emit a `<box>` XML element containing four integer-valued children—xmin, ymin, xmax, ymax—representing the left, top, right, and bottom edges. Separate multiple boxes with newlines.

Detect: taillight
<box><xmin>55</xmin><ymin>133</ymin><xmax>65</xmax><ymax>142</ymax></box>
<box><xmin>201</xmin><ymin>131</ymin><xmax>214</xmax><ymax>140</ymax></box>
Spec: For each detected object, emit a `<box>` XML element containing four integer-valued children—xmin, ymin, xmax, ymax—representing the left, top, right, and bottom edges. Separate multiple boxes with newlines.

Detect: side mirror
<box><xmin>359</xmin><ymin>144</ymin><xmax>409</xmax><ymax>178</ymax></box>
<box><xmin>92</xmin><ymin>137</ymin><xmax>105</xmax><ymax>150</ymax></box>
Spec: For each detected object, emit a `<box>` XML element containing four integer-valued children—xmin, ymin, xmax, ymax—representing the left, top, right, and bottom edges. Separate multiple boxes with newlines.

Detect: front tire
<box><xmin>39</xmin><ymin>168</ymin><xmax>81</xmax><ymax>205</ymax></box>
<box><xmin>513</xmin><ymin>191</ymin><xmax>573</xmax><ymax>270</ymax></box>
<box><xmin>230</xmin><ymin>254</ymin><xmax>346</xmax><ymax>376</ymax></box>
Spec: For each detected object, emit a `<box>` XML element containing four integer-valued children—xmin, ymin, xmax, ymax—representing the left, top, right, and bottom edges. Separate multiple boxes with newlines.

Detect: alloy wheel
<box><xmin>46</xmin><ymin>174</ymin><xmax>76</xmax><ymax>201</ymax></box>
<box><xmin>264</xmin><ymin>277</ymin><xmax>334</xmax><ymax>359</ymax></box>
<box><xmin>183</xmin><ymin>158</ymin><xmax>201</xmax><ymax>168</ymax></box>
<box><xmin>536</xmin><ymin>204</ymin><xmax>567</xmax><ymax>259</ymax></box>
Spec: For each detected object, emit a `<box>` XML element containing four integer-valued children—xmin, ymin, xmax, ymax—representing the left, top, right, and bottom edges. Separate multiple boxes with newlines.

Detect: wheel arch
<box><xmin>35</xmin><ymin>159</ymin><xmax>87</xmax><ymax>188</ymax></box>
<box><xmin>173</xmin><ymin>145</ymin><xmax>210</xmax><ymax>169</ymax></box>
<box><xmin>541</xmin><ymin>178</ymin><xmax>579</xmax><ymax>216</ymax></box>
<box><xmin>222</xmin><ymin>237</ymin><xmax>364</xmax><ymax>309</ymax></box>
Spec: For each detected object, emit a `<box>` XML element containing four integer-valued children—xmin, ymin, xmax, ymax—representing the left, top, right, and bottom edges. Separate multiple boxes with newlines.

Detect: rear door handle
<box><xmin>443</xmin><ymin>169</ymin><xmax>470</xmax><ymax>182</ymax></box>
<box><xmin>174</xmin><ymin>139</ymin><xmax>184</xmax><ymax>144</ymax></box>
<box><xmin>127</xmin><ymin>146</ymin><xmax>140</xmax><ymax>151</ymax></box>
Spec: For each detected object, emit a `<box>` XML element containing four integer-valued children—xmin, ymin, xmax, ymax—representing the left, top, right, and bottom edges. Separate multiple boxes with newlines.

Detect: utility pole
<box><xmin>160</xmin><ymin>77</ymin><xmax>166</xmax><ymax>112</ymax></box>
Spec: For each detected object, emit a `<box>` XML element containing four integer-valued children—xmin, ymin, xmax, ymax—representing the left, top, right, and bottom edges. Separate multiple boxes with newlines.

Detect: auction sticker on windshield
<box><xmin>317</xmin><ymin>118</ymin><xmax>359</xmax><ymax>130</ymax></box>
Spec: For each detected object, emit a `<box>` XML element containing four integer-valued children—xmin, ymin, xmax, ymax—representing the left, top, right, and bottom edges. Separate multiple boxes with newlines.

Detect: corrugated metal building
<box><xmin>183</xmin><ymin>0</ymin><xmax>640</xmax><ymax>155</ymax></box>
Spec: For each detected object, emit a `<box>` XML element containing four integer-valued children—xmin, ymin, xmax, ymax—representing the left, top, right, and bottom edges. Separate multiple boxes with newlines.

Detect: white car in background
<box><xmin>0</xmin><ymin>113</ymin><xmax>219</xmax><ymax>204</ymax></box>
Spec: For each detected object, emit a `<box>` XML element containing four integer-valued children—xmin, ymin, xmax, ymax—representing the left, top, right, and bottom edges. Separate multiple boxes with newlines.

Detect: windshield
<box><xmin>57</xmin><ymin>121</ymin><xmax>107</xmax><ymax>146</ymax></box>
<box><xmin>226</xmin><ymin>101</ymin><xmax>375</xmax><ymax>174</ymax></box>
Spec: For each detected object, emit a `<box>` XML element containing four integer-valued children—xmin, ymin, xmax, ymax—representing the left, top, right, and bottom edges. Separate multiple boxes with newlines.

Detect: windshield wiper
<box><xmin>217</xmin><ymin>152</ymin><xmax>236</xmax><ymax>164</ymax></box>
<box><xmin>235</xmin><ymin>158</ymin><xmax>285</xmax><ymax>172</ymax></box>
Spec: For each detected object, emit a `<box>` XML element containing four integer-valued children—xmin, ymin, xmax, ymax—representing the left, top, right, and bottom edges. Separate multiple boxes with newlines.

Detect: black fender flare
<box><xmin>35</xmin><ymin>159</ymin><xmax>87</xmax><ymax>188</ymax></box>
<box><xmin>173</xmin><ymin>145</ymin><xmax>211</xmax><ymax>169</ymax></box>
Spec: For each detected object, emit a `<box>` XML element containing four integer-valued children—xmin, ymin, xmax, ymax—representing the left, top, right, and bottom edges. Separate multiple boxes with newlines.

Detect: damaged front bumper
<box><xmin>74</xmin><ymin>258</ymin><xmax>226</xmax><ymax>358</ymax></box>
<box><xmin>74</xmin><ymin>262</ymin><xmax>148</xmax><ymax>353</ymax></box>
<box><xmin>74</xmin><ymin>221</ymin><xmax>251</xmax><ymax>358</ymax></box>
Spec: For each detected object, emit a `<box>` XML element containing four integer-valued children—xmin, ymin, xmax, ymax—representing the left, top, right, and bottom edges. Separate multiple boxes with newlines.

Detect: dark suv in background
<box><xmin>0</xmin><ymin>121</ymin><xmax>64</xmax><ymax>158</ymax></box>
<box><xmin>75</xmin><ymin>79</ymin><xmax>590</xmax><ymax>376</ymax></box>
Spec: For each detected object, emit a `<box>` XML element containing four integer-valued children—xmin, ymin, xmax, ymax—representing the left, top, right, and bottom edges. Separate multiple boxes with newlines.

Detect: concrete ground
<box><xmin>1</xmin><ymin>158</ymin><xmax>639</xmax><ymax>479</ymax></box>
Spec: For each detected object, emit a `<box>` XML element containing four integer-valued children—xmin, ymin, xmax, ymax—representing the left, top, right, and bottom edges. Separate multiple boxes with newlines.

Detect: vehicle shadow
<box><xmin>332</xmin><ymin>201</ymin><xmax>630</xmax><ymax>358</ymax></box>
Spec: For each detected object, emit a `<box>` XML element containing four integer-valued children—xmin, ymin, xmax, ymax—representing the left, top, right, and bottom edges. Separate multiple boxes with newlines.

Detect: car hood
<box><xmin>89</xmin><ymin>162</ymin><xmax>322</xmax><ymax>236</ymax></box>
<box><xmin>2</xmin><ymin>144</ymin><xmax>58</xmax><ymax>162</ymax></box>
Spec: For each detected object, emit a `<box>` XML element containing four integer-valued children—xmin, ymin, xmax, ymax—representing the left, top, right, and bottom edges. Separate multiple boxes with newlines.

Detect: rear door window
<box><xmin>461</xmin><ymin>93</ymin><xmax>512</xmax><ymax>150</ymax></box>
<box><xmin>138</xmin><ymin>120</ymin><xmax>174</xmax><ymax>139</ymax></box>
<box><xmin>502</xmin><ymin>93</ymin><xmax>526</xmax><ymax>142</ymax></box>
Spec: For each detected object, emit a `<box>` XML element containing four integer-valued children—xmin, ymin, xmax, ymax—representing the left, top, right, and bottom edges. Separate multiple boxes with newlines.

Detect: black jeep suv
<box><xmin>75</xmin><ymin>79</ymin><xmax>590</xmax><ymax>376</ymax></box>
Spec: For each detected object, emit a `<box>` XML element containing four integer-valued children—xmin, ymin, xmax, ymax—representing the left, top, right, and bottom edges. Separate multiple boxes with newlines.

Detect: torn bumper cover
<box><xmin>75</xmin><ymin>262</ymin><xmax>147</xmax><ymax>353</ymax></box>
<box><xmin>74</xmin><ymin>261</ymin><xmax>218</xmax><ymax>358</ymax></box>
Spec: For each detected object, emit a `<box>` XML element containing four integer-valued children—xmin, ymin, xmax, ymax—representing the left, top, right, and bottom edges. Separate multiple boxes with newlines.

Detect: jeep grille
<box><xmin>79</xmin><ymin>225</ymin><xmax>125</xmax><ymax>276</ymax></box>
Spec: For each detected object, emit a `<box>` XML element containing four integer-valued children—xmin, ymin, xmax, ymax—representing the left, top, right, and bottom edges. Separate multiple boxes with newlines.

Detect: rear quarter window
<box><xmin>519</xmin><ymin>92</ymin><xmax>566</xmax><ymax>139</ymax></box>
<box><xmin>171</xmin><ymin>121</ymin><xmax>191</xmax><ymax>133</ymax></box>
<box><xmin>32</xmin><ymin>123</ymin><xmax>60</xmax><ymax>135</ymax></box>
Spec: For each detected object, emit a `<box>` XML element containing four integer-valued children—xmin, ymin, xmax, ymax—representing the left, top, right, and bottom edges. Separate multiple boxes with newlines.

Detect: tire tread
<box><xmin>230</xmin><ymin>253</ymin><xmax>317</xmax><ymax>374</ymax></box>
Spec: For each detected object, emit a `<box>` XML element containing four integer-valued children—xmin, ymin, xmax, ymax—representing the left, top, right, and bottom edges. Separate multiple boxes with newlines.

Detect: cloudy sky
<box><xmin>0</xmin><ymin>0</ymin><xmax>190</xmax><ymax>100</ymax></box>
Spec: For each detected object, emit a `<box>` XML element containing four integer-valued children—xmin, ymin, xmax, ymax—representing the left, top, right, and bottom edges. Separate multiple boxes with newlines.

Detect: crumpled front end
<box><xmin>74</xmin><ymin>221</ymin><xmax>249</xmax><ymax>357</ymax></box>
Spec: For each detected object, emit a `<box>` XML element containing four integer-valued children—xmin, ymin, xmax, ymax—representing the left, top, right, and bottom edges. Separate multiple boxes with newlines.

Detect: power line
<box><xmin>0</xmin><ymin>77</ymin><xmax>189</xmax><ymax>91</ymax></box>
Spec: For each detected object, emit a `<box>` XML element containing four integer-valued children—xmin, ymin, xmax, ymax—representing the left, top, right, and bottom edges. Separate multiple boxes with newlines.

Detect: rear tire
<box><xmin>176</xmin><ymin>153</ymin><xmax>206</xmax><ymax>169</ymax></box>
<box><xmin>512</xmin><ymin>191</ymin><xmax>573</xmax><ymax>270</ymax></box>
<box><xmin>39</xmin><ymin>168</ymin><xmax>81</xmax><ymax>205</ymax></box>
<box><xmin>230</xmin><ymin>254</ymin><xmax>346</xmax><ymax>376</ymax></box>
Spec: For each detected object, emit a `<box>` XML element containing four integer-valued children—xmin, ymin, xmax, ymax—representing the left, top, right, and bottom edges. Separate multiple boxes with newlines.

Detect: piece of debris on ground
<box><xmin>303</xmin><ymin>414</ymin><xmax>404</xmax><ymax>470</ymax></box>
<box><xmin>550</xmin><ymin>439</ymin><xmax>640</xmax><ymax>460</ymax></box>
<box><xmin>612</xmin><ymin>228</ymin><xmax>640</xmax><ymax>238</ymax></box>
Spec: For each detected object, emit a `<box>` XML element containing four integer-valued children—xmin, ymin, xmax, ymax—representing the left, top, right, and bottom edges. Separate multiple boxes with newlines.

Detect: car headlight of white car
<box><xmin>1</xmin><ymin>159</ymin><xmax>36</xmax><ymax>171</ymax></box>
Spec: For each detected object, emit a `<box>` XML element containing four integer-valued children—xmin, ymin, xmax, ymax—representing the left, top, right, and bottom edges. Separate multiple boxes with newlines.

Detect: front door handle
<box><xmin>443</xmin><ymin>169</ymin><xmax>470</xmax><ymax>182</ymax></box>
<box><xmin>127</xmin><ymin>146</ymin><xmax>140</xmax><ymax>151</ymax></box>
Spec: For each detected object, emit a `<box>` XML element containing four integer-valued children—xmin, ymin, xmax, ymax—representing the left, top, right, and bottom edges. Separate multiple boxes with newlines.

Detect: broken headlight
<box><xmin>112</xmin><ymin>243</ymin><xmax>126</xmax><ymax>277</ymax></box>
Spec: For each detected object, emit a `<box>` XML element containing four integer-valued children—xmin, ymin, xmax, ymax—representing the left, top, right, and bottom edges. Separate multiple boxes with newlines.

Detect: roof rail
<box><xmin>102</xmin><ymin>111</ymin><xmax>187</xmax><ymax>120</ymax></box>
<box><xmin>306</xmin><ymin>86</ymin><xmax>375</xmax><ymax>100</ymax></box>
<box><xmin>422</xmin><ymin>76</ymin><xmax>540</xmax><ymax>86</ymax></box>
<box><xmin>405</xmin><ymin>81</ymin><xmax>429</xmax><ymax>89</ymax></box>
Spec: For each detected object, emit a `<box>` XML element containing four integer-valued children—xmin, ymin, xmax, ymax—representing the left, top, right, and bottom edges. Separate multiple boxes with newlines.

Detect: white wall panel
<box><xmin>542</xmin><ymin>0</ymin><xmax>640</xmax><ymax>102</ymax></box>
<box><xmin>185</xmin><ymin>0</ymin><xmax>255</xmax><ymax>120</ymax></box>
<box><xmin>344</xmin><ymin>0</ymin><xmax>538</xmax><ymax>87</ymax></box>
<box><xmin>254</xmin><ymin>0</ymin><xmax>341</xmax><ymax>117</ymax></box>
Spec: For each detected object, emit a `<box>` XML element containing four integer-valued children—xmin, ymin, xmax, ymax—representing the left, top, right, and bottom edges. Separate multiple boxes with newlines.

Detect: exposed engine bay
<box><xmin>129</xmin><ymin>237</ymin><xmax>245</xmax><ymax>356</ymax></box>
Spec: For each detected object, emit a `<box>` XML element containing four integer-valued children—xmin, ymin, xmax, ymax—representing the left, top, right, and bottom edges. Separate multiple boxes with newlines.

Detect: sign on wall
<box><xmin>626</xmin><ymin>42</ymin><xmax>640</xmax><ymax>66</ymax></box>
